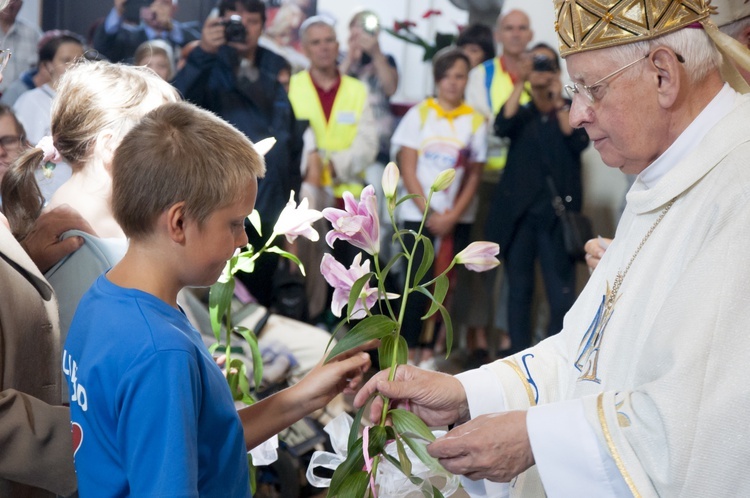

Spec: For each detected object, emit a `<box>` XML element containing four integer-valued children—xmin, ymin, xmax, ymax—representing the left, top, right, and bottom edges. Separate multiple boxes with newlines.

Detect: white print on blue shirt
<box><xmin>62</xmin><ymin>349</ymin><xmax>88</xmax><ymax>411</ymax></box>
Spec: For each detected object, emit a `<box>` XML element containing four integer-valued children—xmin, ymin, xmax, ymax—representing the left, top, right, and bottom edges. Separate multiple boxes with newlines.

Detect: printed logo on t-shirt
<box><xmin>62</xmin><ymin>349</ymin><xmax>88</xmax><ymax>411</ymax></box>
<box><xmin>71</xmin><ymin>422</ymin><xmax>83</xmax><ymax>456</ymax></box>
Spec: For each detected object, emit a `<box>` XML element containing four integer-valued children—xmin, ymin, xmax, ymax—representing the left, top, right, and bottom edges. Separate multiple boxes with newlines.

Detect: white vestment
<box><xmin>459</xmin><ymin>88</ymin><xmax>750</xmax><ymax>497</ymax></box>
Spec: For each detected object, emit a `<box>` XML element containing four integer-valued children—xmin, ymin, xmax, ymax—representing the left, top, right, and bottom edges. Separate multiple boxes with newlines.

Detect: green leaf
<box><xmin>265</xmin><ymin>246</ymin><xmax>306</xmax><ymax>276</ymax></box>
<box><xmin>379</xmin><ymin>252</ymin><xmax>406</xmax><ymax>286</ymax></box>
<box><xmin>332</xmin><ymin>470</ymin><xmax>370</xmax><ymax>498</ymax></box>
<box><xmin>432</xmin><ymin>485</ymin><xmax>446</xmax><ymax>498</ymax></box>
<box><xmin>208</xmin><ymin>279</ymin><xmax>235</xmax><ymax>341</ymax></box>
<box><xmin>366</xmin><ymin>426</ymin><xmax>387</xmax><ymax>457</ymax></box>
<box><xmin>328</xmin><ymin>437</ymin><xmax>365</xmax><ymax>496</ymax></box>
<box><xmin>378</xmin><ymin>334</ymin><xmax>407</xmax><ymax>370</ymax></box>
<box><xmin>208</xmin><ymin>342</ymin><xmax>220</xmax><ymax>355</ymax></box>
<box><xmin>422</xmin><ymin>274</ymin><xmax>449</xmax><ymax>319</ymax></box>
<box><xmin>396</xmin><ymin>435</ymin><xmax>413</xmax><ymax>477</ymax></box>
<box><xmin>414</xmin><ymin>236</ymin><xmax>434</xmax><ymax>286</ymax></box>
<box><xmin>247</xmin><ymin>210</ymin><xmax>262</xmax><ymax>236</ymax></box>
<box><xmin>347</xmin><ymin>272</ymin><xmax>375</xmax><ymax>320</ymax></box>
<box><xmin>233</xmin><ymin>359</ymin><xmax>255</xmax><ymax>404</ymax></box>
<box><xmin>233</xmin><ymin>326</ymin><xmax>263</xmax><ymax>389</ymax></box>
<box><xmin>348</xmin><ymin>405</ymin><xmax>367</xmax><ymax>451</ymax></box>
<box><xmin>401</xmin><ymin>434</ymin><xmax>442</xmax><ymax>472</ymax></box>
<box><xmin>415</xmin><ymin>286</ymin><xmax>454</xmax><ymax>357</ymax></box>
<box><xmin>325</xmin><ymin>315</ymin><xmax>396</xmax><ymax>363</ymax></box>
<box><xmin>389</xmin><ymin>409</ymin><xmax>436</xmax><ymax>442</ymax></box>
<box><xmin>233</xmin><ymin>250</ymin><xmax>258</xmax><ymax>275</ymax></box>
<box><xmin>395</xmin><ymin>193</ymin><xmax>422</xmax><ymax>208</ymax></box>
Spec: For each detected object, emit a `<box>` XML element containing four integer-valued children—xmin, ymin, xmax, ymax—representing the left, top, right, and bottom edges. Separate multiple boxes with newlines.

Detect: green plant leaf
<box><xmin>233</xmin><ymin>326</ymin><xmax>263</xmax><ymax>389</ymax></box>
<box><xmin>413</xmin><ymin>236</ymin><xmax>434</xmax><ymax>286</ymax></box>
<box><xmin>333</xmin><ymin>470</ymin><xmax>370</xmax><ymax>498</ymax></box>
<box><xmin>414</xmin><ymin>286</ymin><xmax>454</xmax><ymax>357</ymax></box>
<box><xmin>395</xmin><ymin>193</ymin><xmax>422</xmax><ymax>208</ymax></box>
<box><xmin>233</xmin><ymin>359</ymin><xmax>255</xmax><ymax>404</ymax></box>
<box><xmin>347</xmin><ymin>272</ymin><xmax>375</xmax><ymax>320</ymax></box>
<box><xmin>265</xmin><ymin>246</ymin><xmax>306</xmax><ymax>276</ymax></box>
<box><xmin>247</xmin><ymin>210</ymin><xmax>262</xmax><ymax>236</ymax></box>
<box><xmin>431</xmin><ymin>485</ymin><xmax>446</xmax><ymax>498</ymax></box>
<box><xmin>348</xmin><ymin>404</ymin><xmax>367</xmax><ymax>451</ymax></box>
<box><xmin>234</xmin><ymin>251</ymin><xmax>257</xmax><ymax>275</ymax></box>
<box><xmin>208</xmin><ymin>342</ymin><xmax>220</xmax><ymax>355</ymax></box>
<box><xmin>396</xmin><ymin>435</ymin><xmax>413</xmax><ymax>477</ymax></box>
<box><xmin>325</xmin><ymin>315</ymin><xmax>396</xmax><ymax>363</ymax></box>
<box><xmin>328</xmin><ymin>437</ymin><xmax>365</xmax><ymax>496</ymax></box>
<box><xmin>367</xmin><ymin>425</ymin><xmax>387</xmax><ymax>457</ymax></box>
<box><xmin>378</xmin><ymin>334</ymin><xmax>407</xmax><ymax>370</ymax></box>
<box><xmin>422</xmin><ymin>274</ymin><xmax>449</xmax><ymax>319</ymax></box>
<box><xmin>402</xmin><ymin>434</ymin><xmax>442</xmax><ymax>473</ymax></box>
<box><xmin>389</xmin><ymin>409</ymin><xmax>436</xmax><ymax>442</ymax></box>
<box><xmin>208</xmin><ymin>279</ymin><xmax>235</xmax><ymax>340</ymax></box>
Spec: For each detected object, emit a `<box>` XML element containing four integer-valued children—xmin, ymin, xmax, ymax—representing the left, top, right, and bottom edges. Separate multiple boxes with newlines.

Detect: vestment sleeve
<box><xmin>328</xmin><ymin>97</ymin><xmax>378</xmax><ymax>183</ymax></box>
<box><xmin>0</xmin><ymin>389</ymin><xmax>77</xmax><ymax>495</ymax></box>
<box><xmin>116</xmin><ymin>350</ymin><xmax>203</xmax><ymax>496</ymax></box>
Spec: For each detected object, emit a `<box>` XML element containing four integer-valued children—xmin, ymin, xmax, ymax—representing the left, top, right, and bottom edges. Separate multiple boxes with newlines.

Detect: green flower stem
<box><xmin>420</xmin><ymin>257</ymin><xmax>458</xmax><ymax>289</ymax></box>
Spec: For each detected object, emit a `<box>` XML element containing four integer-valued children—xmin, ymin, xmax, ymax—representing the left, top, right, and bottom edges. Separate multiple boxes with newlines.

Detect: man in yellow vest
<box><xmin>288</xmin><ymin>16</ymin><xmax>377</xmax><ymax>202</ymax></box>
<box><xmin>466</xmin><ymin>9</ymin><xmax>533</xmax><ymax>173</ymax></box>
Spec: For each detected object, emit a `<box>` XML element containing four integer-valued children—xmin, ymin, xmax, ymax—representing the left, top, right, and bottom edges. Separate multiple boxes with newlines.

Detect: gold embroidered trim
<box><xmin>597</xmin><ymin>393</ymin><xmax>641</xmax><ymax>498</ymax></box>
<box><xmin>502</xmin><ymin>359</ymin><xmax>537</xmax><ymax>407</ymax></box>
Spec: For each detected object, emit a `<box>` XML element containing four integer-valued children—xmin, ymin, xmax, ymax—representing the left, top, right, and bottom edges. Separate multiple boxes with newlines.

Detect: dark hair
<box><xmin>38</xmin><ymin>30</ymin><xmax>86</xmax><ymax>63</ymax></box>
<box><xmin>456</xmin><ymin>24</ymin><xmax>495</xmax><ymax>62</ymax></box>
<box><xmin>530</xmin><ymin>42</ymin><xmax>561</xmax><ymax>71</ymax></box>
<box><xmin>218</xmin><ymin>0</ymin><xmax>266</xmax><ymax>25</ymax></box>
<box><xmin>0</xmin><ymin>104</ymin><xmax>26</xmax><ymax>142</ymax></box>
<box><xmin>432</xmin><ymin>47</ymin><xmax>471</xmax><ymax>83</ymax></box>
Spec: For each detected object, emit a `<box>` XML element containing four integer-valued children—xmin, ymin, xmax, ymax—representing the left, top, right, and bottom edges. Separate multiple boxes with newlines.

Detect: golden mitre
<box><xmin>554</xmin><ymin>0</ymin><xmax>712</xmax><ymax>57</ymax></box>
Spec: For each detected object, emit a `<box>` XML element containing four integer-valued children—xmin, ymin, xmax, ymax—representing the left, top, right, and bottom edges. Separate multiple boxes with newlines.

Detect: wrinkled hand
<box><xmin>353</xmin><ymin>364</ymin><xmax>469</xmax><ymax>427</ymax></box>
<box><xmin>294</xmin><ymin>344</ymin><xmax>373</xmax><ymax>412</ymax></box>
<box><xmin>22</xmin><ymin>205</ymin><xmax>96</xmax><ymax>273</ymax></box>
<box><xmin>584</xmin><ymin>236</ymin><xmax>611</xmax><ymax>271</ymax></box>
<box><xmin>426</xmin><ymin>211</ymin><xmax>457</xmax><ymax>238</ymax></box>
<box><xmin>200</xmin><ymin>17</ymin><xmax>226</xmax><ymax>54</ymax></box>
<box><xmin>428</xmin><ymin>411</ymin><xmax>534</xmax><ymax>482</ymax></box>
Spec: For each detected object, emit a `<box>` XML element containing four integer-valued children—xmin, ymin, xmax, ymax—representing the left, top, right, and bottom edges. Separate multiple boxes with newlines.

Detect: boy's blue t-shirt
<box><xmin>63</xmin><ymin>274</ymin><xmax>251</xmax><ymax>497</ymax></box>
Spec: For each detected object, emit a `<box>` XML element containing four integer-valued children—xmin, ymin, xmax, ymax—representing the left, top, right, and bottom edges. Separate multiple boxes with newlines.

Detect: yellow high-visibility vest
<box><xmin>482</xmin><ymin>57</ymin><xmax>532</xmax><ymax>171</ymax></box>
<box><xmin>289</xmin><ymin>71</ymin><xmax>368</xmax><ymax>197</ymax></box>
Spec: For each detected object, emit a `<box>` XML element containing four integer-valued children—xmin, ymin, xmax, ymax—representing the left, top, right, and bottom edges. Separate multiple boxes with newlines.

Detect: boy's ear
<box><xmin>166</xmin><ymin>201</ymin><xmax>188</xmax><ymax>244</ymax></box>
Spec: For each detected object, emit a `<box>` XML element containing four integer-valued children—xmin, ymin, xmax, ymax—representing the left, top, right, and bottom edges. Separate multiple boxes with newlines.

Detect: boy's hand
<box><xmin>294</xmin><ymin>345</ymin><xmax>374</xmax><ymax>413</ymax></box>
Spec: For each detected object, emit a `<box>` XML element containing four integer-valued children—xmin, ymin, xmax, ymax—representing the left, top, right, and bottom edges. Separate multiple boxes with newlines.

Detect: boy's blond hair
<box><xmin>1</xmin><ymin>60</ymin><xmax>180</xmax><ymax>239</ymax></box>
<box><xmin>112</xmin><ymin>101</ymin><xmax>266</xmax><ymax>239</ymax></box>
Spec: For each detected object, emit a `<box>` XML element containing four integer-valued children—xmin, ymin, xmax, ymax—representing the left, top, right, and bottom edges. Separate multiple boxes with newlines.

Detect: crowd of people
<box><xmin>0</xmin><ymin>0</ymin><xmax>749</xmax><ymax>495</ymax></box>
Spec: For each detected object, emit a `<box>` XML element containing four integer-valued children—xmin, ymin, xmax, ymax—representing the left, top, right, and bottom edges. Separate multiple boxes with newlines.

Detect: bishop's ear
<box><xmin>650</xmin><ymin>47</ymin><xmax>683</xmax><ymax>109</ymax></box>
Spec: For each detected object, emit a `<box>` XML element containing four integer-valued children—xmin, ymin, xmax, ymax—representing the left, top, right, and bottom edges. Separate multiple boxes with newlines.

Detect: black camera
<box><xmin>532</xmin><ymin>54</ymin><xmax>557</xmax><ymax>72</ymax></box>
<box><xmin>223</xmin><ymin>15</ymin><xmax>247</xmax><ymax>44</ymax></box>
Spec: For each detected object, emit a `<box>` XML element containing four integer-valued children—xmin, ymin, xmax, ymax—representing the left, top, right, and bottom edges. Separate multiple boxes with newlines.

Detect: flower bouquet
<box><xmin>385</xmin><ymin>10</ymin><xmax>459</xmax><ymax>61</ymax></box>
<box><xmin>314</xmin><ymin>163</ymin><xmax>499</xmax><ymax>497</ymax></box>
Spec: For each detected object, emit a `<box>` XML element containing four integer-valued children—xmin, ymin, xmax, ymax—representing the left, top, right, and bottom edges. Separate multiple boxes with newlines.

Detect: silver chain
<box><xmin>605</xmin><ymin>199</ymin><xmax>676</xmax><ymax>310</ymax></box>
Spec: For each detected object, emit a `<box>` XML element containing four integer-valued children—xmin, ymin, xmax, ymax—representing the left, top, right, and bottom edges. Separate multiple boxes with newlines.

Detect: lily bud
<box><xmin>382</xmin><ymin>162</ymin><xmax>399</xmax><ymax>199</ymax></box>
<box><xmin>455</xmin><ymin>241</ymin><xmax>501</xmax><ymax>272</ymax></box>
<box><xmin>431</xmin><ymin>169</ymin><xmax>456</xmax><ymax>192</ymax></box>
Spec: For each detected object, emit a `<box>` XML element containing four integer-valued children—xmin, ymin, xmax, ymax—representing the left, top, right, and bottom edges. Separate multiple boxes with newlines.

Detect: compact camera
<box><xmin>532</xmin><ymin>54</ymin><xmax>557</xmax><ymax>72</ymax></box>
<box><xmin>223</xmin><ymin>15</ymin><xmax>247</xmax><ymax>44</ymax></box>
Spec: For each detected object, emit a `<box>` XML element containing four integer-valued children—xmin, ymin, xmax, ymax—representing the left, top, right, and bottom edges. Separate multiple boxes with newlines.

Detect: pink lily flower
<box><xmin>323</xmin><ymin>185</ymin><xmax>381</xmax><ymax>255</ymax></box>
<box><xmin>320</xmin><ymin>253</ymin><xmax>377</xmax><ymax>319</ymax></box>
<box><xmin>272</xmin><ymin>191</ymin><xmax>323</xmax><ymax>243</ymax></box>
<box><xmin>455</xmin><ymin>242</ymin><xmax>501</xmax><ymax>272</ymax></box>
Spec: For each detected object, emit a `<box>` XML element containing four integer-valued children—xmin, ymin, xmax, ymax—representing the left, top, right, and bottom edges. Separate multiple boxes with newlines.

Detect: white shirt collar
<box><xmin>638</xmin><ymin>83</ymin><xmax>737</xmax><ymax>189</ymax></box>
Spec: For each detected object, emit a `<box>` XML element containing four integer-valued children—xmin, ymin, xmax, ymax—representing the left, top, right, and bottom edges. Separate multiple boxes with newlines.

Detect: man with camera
<box><xmin>485</xmin><ymin>43</ymin><xmax>589</xmax><ymax>356</ymax></box>
<box><xmin>173</xmin><ymin>0</ymin><xmax>301</xmax><ymax>308</ymax></box>
<box><xmin>93</xmin><ymin>0</ymin><xmax>200</xmax><ymax>64</ymax></box>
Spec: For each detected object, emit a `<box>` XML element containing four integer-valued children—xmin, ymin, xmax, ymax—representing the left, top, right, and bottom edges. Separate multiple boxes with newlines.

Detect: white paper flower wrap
<box><xmin>306</xmin><ymin>413</ymin><xmax>460</xmax><ymax>497</ymax></box>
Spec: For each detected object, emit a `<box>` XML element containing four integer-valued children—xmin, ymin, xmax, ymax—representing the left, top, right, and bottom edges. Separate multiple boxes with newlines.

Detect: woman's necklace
<box><xmin>574</xmin><ymin>198</ymin><xmax>676</xmax><ymax>383</ymax></box>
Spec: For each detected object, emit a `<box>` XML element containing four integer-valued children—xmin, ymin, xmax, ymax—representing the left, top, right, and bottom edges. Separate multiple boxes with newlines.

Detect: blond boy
<box><xmin>63</xmin><ymin>101</ymin><xmax>369</xmax><ymax>496</ymax></box>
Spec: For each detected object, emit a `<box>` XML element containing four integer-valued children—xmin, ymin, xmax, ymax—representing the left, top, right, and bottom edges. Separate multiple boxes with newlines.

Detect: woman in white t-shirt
<box><xmin>391</xmin><ymin>47</ymin><xmax>487</xmax><ymax>368</ymax></box>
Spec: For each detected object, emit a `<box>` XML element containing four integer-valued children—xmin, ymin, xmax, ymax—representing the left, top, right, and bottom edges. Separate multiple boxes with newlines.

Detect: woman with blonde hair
<box><xmin>1</xmin><ymin>60</ymin><xmax>179</xmax><ymax>344</ymax></box>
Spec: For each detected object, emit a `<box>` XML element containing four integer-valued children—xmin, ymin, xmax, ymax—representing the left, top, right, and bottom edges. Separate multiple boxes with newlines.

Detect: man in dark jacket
<box><xmin>173</xmin><ymin>0</ymin><xmax>302</xmax><ymax>308</ymax></box>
